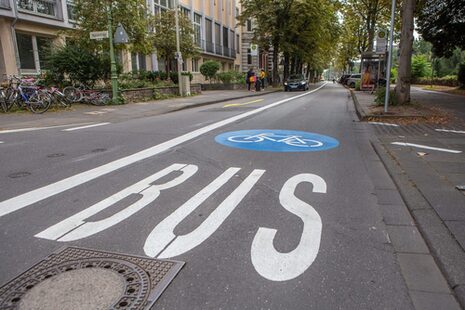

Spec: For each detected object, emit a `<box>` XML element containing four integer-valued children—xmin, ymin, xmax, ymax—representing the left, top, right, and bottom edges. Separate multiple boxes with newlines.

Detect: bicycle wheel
<box><xmin>4</xmin><ymin>88</ymin><xmax>17</xmax><ymax>111</ymax></box>
<box><xmin>53</xmin><ymin>92</ymin><xmax>72</xmax><ymax>108</ymax></box>
<box><xmin>0</xmin><ymin>90</ymin><xmax>7</xmax><ymax>112</ymax></box>
<box><xmin>28</xmin><ymin>90</ymin><xmax>52</xmax><ymax>114</ymax></box>
<box><xmin>91</xmin><ymin>92</ymin><xmax>111</xmax><ymax>106</ymax></box>
<box><xmin>63</xmin><ymin>86</ymin><xmax>82</xmax><ymax>102</ymax></box>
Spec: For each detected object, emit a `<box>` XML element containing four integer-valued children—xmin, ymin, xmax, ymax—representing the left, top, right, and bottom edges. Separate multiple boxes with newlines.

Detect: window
<box><xmin>193</xmin><ymin>13</ymin><xmax>201</xmax><ymax>47</ymax></box>
<box><xmin>66</xmin><ymin>0</ymin><xmax>77</xmax><ymax>21</ymax></box>
<box><xmin>205</xmin><ymin>19</ymin><xmax>213</xmax><ymax>53</ymax></box>
<box><xmin>17</xmin><ymin>33</ymin><xmax>35</xmax><ymax>70</ymax></box>
<box><xmin>247</xmin><ymin>48</ymin><xmax>252</xmax><ymax>65</ymax></box>
<box><xmin>246</xmin><ymin>19</ymin><xmax>252</xmax><ymax>31</ymax></box>
<box><xmin>131</xmin><ymin>53</ymin><xmax>147</xmax><ymax>72</ymax></box>
<box><xmin>180</xmin><ymin>6</ymin><xmax>190</xmax><ymax>18</ymax></box>
<box><xmin>16</xmin><ymin>33</ymin><xmax>52</xmax><ymax>72</ymax></box>
<box><xmin>222</xmin><ymin>27</ymin><xmax>228</xmax><ymax>47</ymax></box>
<box><xmin>154</xmin><ymin>0</ymin><xmax>171</xmax><ymax>14</ymax></box>
<box><xmin>192</xmin><ymin>58</ymin><xmax>199</xmax><ymax>72</ymax></box>
<box><xmin>18</xmin><ymin>0</ymin><xmax>58</xmax><ymax>18</ymax></box>
<box><xmin>236</xmin><ymin>34</ymin><xmax>240</xmax><ymax>53</ymax></box>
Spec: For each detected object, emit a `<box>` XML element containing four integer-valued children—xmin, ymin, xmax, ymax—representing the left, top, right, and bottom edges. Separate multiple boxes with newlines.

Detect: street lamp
<box><xmin>384</xmin><ymin>0</ymin><xmax>396</xmax><ymax>113</ymax></box>
<box><xmin>107</xmin><ymin>3</ymin><xmax>118</xmax><ymax>102</ymax></box>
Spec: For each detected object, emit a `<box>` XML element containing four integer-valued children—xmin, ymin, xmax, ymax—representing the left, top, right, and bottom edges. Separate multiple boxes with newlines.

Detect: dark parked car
<box><xmin>284</xmin><ymin>74</ymin><xmax>309</xmax><ymax>91</ymax></box>
<box><xmin>338</xmin><ymin>74</ymin><xmax>351</xmax><ymax>84</ymax></box>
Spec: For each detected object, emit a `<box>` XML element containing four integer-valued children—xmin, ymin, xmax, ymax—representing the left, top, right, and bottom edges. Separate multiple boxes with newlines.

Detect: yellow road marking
<box><xmin>223</xmin><ymin>99</ymin><xmax>264</xmax><ymax>108</ymax></box>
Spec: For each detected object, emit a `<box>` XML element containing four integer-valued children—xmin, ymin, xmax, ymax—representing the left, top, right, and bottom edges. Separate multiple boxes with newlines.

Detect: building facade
<box><xmin>0</xmin><ymin>0</ymin><xmax>243</xmax><ymax>83</ymax></box>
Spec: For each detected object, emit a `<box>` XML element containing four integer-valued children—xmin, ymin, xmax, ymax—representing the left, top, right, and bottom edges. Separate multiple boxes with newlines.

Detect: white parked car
<box><xmin>345</xmin><ymin>74</ymin><xmax>361</xmax><ymax>88</ymax></box>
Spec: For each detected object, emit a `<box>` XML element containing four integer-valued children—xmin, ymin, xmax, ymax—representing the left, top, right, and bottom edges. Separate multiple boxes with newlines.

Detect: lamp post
<box><xmin>174</xmin><ymin>0</ymin><xmax>183</xmax><ymax>96</ymax></box>
<box><xmin>107</xmin><ymin>3</ymin><xmax>118</xmax><ymax>102</ymax></box>
<box><xmin>384</xmin><ymin>0</ymin><xmax>396</xmax><ymax>113</ymax></box>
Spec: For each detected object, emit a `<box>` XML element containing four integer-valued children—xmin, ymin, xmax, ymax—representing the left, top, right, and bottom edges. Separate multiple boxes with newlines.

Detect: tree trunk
<box><xmin>395</xmin><ymin>0</ymin><xmax>416</xmax><ymax>104</ymax></box>
<box><xmin>272</xmin><ymin>40</ymin><xmax>279</xmax><ymax>86</ymax></box>
<box><xmin>283</xmin><ymin>52</ymin><xmax>290</xmax><ymax>82</ymax></box>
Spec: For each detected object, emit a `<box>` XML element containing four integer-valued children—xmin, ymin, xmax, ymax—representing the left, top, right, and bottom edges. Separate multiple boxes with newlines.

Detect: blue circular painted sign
<box><xmin>215</xmin><ymin>129</ymin><xmax>339</xmax><ymax>152</ymax></box>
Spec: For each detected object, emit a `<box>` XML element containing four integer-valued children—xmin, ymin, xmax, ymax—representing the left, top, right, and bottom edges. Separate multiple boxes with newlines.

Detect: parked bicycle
<box><xmin>63</xmin><ymin>84</ymin><xmax>111</xmax><ymax>106</ymax></box>
<box><xmin>0</xmin><ymin>76</ymin><xmax>52</xmax><ymax>114</ymax></box>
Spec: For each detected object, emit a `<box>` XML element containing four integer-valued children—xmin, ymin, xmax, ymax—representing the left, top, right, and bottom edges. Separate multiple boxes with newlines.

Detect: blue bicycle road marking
<box><xmin>215</xmin><ymin>129</ymin><xmax>339</xmax><ymax>152</ymax></box>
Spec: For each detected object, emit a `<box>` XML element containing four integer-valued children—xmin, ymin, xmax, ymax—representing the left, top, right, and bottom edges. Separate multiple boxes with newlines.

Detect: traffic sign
<box><xmin>250</xmin><ymin>43</ymin><xmax>258</xmax><ymax>56</ymax></box>
<box><xmin>90</xmin><ymin>31</ymin><xmax>109</xmax><ymax>40</ymax></box>
<box><xmin>215</xmin><ymin>129</ymin><xmax>339</xmax><ymax>152</ymax></box>
<box><xmin>114</xmin><ymin>23</ymin><xmax>129</xmax><ymax>44</ymax></box>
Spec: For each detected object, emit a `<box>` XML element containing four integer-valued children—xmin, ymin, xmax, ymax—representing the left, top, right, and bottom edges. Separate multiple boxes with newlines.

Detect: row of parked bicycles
<box><xmin>0</xmin><ymin>76</ymin><xmax>111</xmax><ymax>114</ymax></box>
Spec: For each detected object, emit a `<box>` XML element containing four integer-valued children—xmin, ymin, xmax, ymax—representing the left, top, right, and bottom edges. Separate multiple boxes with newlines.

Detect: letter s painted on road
<box><xmin>250</xmin><ymin>174</ymin><xmax>326</xmax><ymax>281</ymax></box>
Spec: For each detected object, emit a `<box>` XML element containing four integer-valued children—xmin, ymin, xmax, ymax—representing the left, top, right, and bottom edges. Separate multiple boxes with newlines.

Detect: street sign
<box><xmin>376</xmin><ymin>30</ymin><xmax>387</xmax><ymax>53</ymax></box>
<box><xmin>250</xmin><ymin>43</ymin><xmax>258</xmax><ymax>56</ymax></box>
<box><xmin>90</xmin><ymin>31</ymin><xmax>109</xmax><ymax>40</ymax></box>
<box><xmin>215</xmin><ymin>129</ymin><xmax>340</xmax><ymax>152</ymax></box>
<box><xmin>114</xmin><ymin>23</ymin><xmax>129</xmax><ymax>44</ymax></box>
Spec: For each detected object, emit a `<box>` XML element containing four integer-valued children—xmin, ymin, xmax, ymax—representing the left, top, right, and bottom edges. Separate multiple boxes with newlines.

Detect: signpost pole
<box><xmin>175</xmin><ymin>0</ymin><xmax>182</xmax><ymax>96</ymax></box>
<box><xmin>107</xmin><ymin>3</ymin><xmax>118</xmax><ymax>102</ymax></box>
<box><xmin>384</xmin><ymin>0</ymin><xmax>396</xmax><ymax>113</ymax></box>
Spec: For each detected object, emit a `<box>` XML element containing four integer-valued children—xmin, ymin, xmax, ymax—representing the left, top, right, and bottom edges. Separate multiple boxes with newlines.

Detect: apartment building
<box><xmin>0</xmin><ymin>0</ymin><xmax>75</xmax><ymax>77</ymax></box>
<box><xmin>0</xmin><ymin>0</ymin><xmax>242</xmax><ymax>83</ymax></box>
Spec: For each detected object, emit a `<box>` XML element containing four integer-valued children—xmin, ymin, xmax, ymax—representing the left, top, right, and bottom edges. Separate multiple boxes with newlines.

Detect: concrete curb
<box><xmin>371</xmin><ymin>140</ymin><xmax>465</xmax><ymax>309</ymax></box>
<box><xmin>349</xmin><ymin>89</ymin><xmax>428</xmax><ymax>121</ymax></box>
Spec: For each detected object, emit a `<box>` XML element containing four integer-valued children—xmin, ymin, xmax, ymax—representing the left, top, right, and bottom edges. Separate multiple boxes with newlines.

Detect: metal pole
<box><xmin>175</xmin><ymin>0</ymin><xmax>182</xmax><ymax>96</ymax></box>
<box><xmin>384</xmin><ymin>0</ymin><xmax>396</xmax><ymax>113</ymax></box>
<box><xmin>107</xmin><ymin>3</ymin><xmax>118</xmax><ymax>101</ymax></box>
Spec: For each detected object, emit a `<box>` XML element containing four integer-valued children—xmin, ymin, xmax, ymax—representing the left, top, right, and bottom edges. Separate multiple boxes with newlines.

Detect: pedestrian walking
<box><xmin>259</xmin><ymin>69</ymin><xmax>266</xmax><ymax>90</ymax></box>
<box><xmin>246</xmin><ymin>67</ymin><xmax>255</xmax><ymax>91</ymax></box>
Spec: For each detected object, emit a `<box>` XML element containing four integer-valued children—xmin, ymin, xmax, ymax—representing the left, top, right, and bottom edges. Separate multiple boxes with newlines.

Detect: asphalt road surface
<box><xmin>0</xmin><ymin>84</ymin><xmax>415</xmax><ymax>309</ymax></box>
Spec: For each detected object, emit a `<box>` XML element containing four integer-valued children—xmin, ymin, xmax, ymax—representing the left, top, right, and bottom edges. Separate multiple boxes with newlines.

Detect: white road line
<box><xmin>368</xmin><ymin>122</ymin><xmax>399</xmax><ymax>127</ymax></box>
<box><xmin>0</xmin><ymin>141</ymin><xmax>3</xmax><ymax>144</ymax></box>
<box><xmin>0</xmin><ymin>123</ymin><xmax>94</xmax><ymax>134</ymax></box>
<box><xmin>435</xmin><ymin>129</ymin><xmax>465</xmax><ymax>134</ymax></box>
<box><xmin>62</xmin><ymin>122</ymin><xmax>110</xmax><ymax>132</ymax></box>
<box><xmin>391</xmin><ymin>142</ymin><xmax>462</xmax><ymax>154</ymax></box>
<box><xmin>0</xmin><ymin>83</ymin><xmax>326</xmax><ymax>218</ymax></box>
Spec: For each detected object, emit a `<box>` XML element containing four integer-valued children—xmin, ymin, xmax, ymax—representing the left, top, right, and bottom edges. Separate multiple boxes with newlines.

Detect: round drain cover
<box><xmin>19</xmin><ymin>268</ymin><xmax>124</xmax><ymax>310</ymax></box>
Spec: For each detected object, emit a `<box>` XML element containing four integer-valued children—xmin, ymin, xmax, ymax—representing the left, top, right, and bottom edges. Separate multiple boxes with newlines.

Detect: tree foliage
<box><xmin>239</xmin><ymin>0</ymin><xmax>339</xmax><ymax>84</ymax></box>
<box><xmin>411</xmin><ymin>54</ymin><xmax>432</xmax><ymax>78</ymax></box>
<box><xmin>150</xmin><ymin>10</ymin><xmax>199</xmax><ymax>76</ymax></box>
<box><xmin>70</xmin><ymin>0</ymin><xmax>152</xmax><ymax>54</ymax></box>
<box><xmin>417</xmin><ymin>0</ymin><xmax>465</xmax><ymax>58</ymax></box>
<box><xmin>200</xmin><ymin>61</ymin><xmax>220</xmax><ymax>83</ymax></box>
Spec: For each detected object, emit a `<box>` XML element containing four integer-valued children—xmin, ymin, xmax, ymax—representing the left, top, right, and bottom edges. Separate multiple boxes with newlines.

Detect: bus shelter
<box><xmin>360</xmin><ymin>52</ymin><xmax>386</xmax><ymax>91</ymax></box>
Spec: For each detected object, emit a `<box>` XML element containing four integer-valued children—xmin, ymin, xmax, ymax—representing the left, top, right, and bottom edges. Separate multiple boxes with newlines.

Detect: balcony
<box><xmin>0</xmin><ymin>0</ymin><xmax>10</xmax><ymax>9</ymax></box>
<box><xmin>17</xmin><ymin>0</ymin><xmax>59</xmax><ymax>18</ymax></box>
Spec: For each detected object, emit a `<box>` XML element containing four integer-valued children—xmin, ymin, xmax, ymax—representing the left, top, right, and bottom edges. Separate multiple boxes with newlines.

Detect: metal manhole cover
<box><xmin>0</xmin><ymin>247</ymin><xmax>184</xmax><ymax>310</ymax></box>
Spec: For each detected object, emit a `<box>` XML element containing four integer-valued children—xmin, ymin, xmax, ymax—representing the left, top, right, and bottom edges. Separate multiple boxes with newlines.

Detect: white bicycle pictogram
<box><xmin>227</xmin><ymin>133</ymin><xmax>323</xmax><ymax>148</ymax></box>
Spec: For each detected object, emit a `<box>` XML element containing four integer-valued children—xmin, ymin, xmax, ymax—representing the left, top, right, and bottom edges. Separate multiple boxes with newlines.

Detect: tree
<box><xmin>200</xmin><ymin>61</ymin><xmax>220</xmax><ymax>83</ymax></box>
<box><xmin>411</xmin><ymin>54</ymin><xmax>432</xmax><ymax>78</ymax></box>
<box><xmin>150</xmin><ymin>10</ymin><xmax>198</xmax><ymax>76</ymax></box>
<box><xmin>395</xmin><ymin>0</ymin><xmax>416</xmax><ymax>104</ymax></box>
<box><xmin>70</xmin><ymin>0</ymin><xmax>152</xmax><ymax>54</ymax></box>
<box><xmin>458</xmin><ymin>64</ymin><xmax>465</xmax><ymax>88</ymax></box>
<box><xmin>417</xmin><ymin>0</ymin><xmax>465</xmax><ymax>58</ymax></box>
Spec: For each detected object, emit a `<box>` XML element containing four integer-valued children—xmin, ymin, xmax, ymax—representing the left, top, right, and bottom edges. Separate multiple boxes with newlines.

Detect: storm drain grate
<box><xmin>0</xmin><ymin>247</ymin><xmax>184</xmax><ymax>310</ymax></box>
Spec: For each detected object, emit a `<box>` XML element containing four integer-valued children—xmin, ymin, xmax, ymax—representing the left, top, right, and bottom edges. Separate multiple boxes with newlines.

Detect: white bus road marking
<box><xmin>391</xmin><ymin>142</ymin><xmax>462</xmax><ymax>154</ymax></box>
<box><xmin>62</xmin><ymin>122</ymin><xmax>111</xmax><ymax>132</ymax></box>
<box><xmin>224</xmin><ymin>99</ymin><xmax>264</xmax><ymax>108</ymax></box>
<box><xmin>435</xmin><ymin>129</ymin><xmax>465</xmax><ymax>134</ymax></box>
<box><xmin>145</xmin><ymin>168</ymin><xmax>265</xmax><ymax>259</ymax></box>
<box><xmin>251</xmin><ymin>174</ymin><xmax>326</xmax><ymax>281</ymax></box>
<box><xmin>0</xmin><ymin>83</ymin><xmax>326</xmax><ymax>219</ymax></box>
<box><xmin>0</xmin><ymin>123</ymin><xmax>94</xmax><ymax>134</ymax></box>
<box><xmin>368</xmin><ymin>122</ymin><xmax>399</xmax><ymax>127</ymax></box>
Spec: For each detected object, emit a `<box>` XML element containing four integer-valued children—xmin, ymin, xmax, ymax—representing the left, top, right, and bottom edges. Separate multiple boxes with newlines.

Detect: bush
<box><xmin>355</xmin><ymin>80</ymin><xmax>361</xmax><ymax>91</ymax></box>
<box><xmin>411</xmin><ymin>55</ymin><xmax>432</xmax><ymax>79</ymax></box>
<box><xmin>413</xmin><ymin>75</ymin><xmax>458</xmax><ymax>87</ymax></box>
<box><xmin>458</xmin><ymin>64</ymin><xmax>465</xmax><ymax>88</ymax></box>
<box><xmin>200</xmin><ymin>61</ymin><xmax>220</xmax><ymax>83</ymax></box>
<box><xmin>216</xmin><ymin>71</ymin><xmax>234</xmax><ymax>84</ymax></box>
<box><xmin>375</xmin><ymin>87</ymin><xmax>398</xmax><ymax>106</ymax></box>
<box><xmin>44</xmin><ymin>43</ymin><xmax>109</xmax><ymax>87</ymax></box>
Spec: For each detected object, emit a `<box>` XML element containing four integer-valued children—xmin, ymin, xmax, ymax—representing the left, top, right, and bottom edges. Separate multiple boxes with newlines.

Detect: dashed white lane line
<box><xmin>0</xmin><ymin>83</ymin><xmax>327</xmax><ymax>218</ymax></box>
<box><xmin>435</xmin><ymin>129</ymin><xmax>465</xmax><ymax>134</ymax></box>
<box><xmin>62</xmin><ymin>122</ymin><xmax>110</xmax><ymax>132</ymax></box>
<box><xmin>0</xmin><ymin>141</ymin><xmax>3</xmax><ymax>144</ymax></box>
<box><xmin>391</xmin><ymin>142</ymin><xmax>462</xmax><ymax>154</ymax></box>
<box><xmin>0</xmin><ymin>123</ymin><xmax>93</xmax><ymax>134</ymax></box>
<box><xmin>369</xmin><ymin>122</ymin><xmax>399</xmax><ymax>127</ymax></box>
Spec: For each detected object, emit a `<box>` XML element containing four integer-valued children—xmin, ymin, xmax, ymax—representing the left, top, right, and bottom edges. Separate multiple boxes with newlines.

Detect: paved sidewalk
<box><xmin>0</xmin><ymin>87</ymin><xmax>284</xmax><ymax>130</ymax></box>
<box><xmin>352</xmin><ymin>89</ymin><xmax>465</xmax><ymax>309</ymax></box>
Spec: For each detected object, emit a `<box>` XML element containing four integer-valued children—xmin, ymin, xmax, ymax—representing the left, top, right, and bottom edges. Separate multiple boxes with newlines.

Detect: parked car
<box><xmin>284</xmin><ymin>74</ymin><xmax>309</xmax><ymax>91</ymax></box>
<box><xmin>338</xmin><ymin>74</ymin><xmax>351</xmax><ymax>84</ymax></box>
<box><xmin>346</xmin><ymin>74</ymin><xmax>361</xmax><ymax>88</ymax></box>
